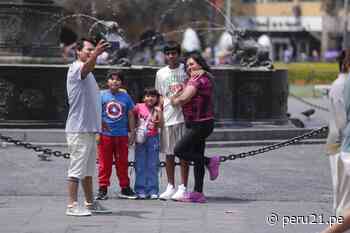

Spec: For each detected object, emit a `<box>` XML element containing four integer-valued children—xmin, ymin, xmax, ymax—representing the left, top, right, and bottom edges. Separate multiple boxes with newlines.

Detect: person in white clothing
<box><xmin>322</xmin><ymin>49</ymin><xmax>350</xmax><ymax>233</ymax></box>
<box><xmin>155</xmin><ymin>41</ymin><xmax>189</xmax><ymax>200</ymax></box>
<box><xmin>327</xmin><ymin>50</ymin><xmax>350</xmax><ymax>216</ymax></box>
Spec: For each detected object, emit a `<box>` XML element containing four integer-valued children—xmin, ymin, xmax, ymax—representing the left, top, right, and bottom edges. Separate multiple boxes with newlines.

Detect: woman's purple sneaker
<box><xmin>178</xmin><ymin>192</ymin><xmax>191</xmax><ymax>202</ymax></box>
<box><xmin>207</xmin><ymin>156</ymin><xmax>220</xmax><ymax>180</ymax></box>
<box><xmin>179</xmin><ymin>192</ymin><xmax>207</xmax><ymax>203</ymax></box>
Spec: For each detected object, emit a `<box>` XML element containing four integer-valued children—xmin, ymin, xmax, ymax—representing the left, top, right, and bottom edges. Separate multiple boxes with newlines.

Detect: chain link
<box><xmin>0</xmin><ymin>126</ymin><xmax>328</xmax><ymax>167</ymax></box>
<box><xmin>219</xmin><ymin>126</ymin><xmax>328</xmax><ymax>162</ymax></box>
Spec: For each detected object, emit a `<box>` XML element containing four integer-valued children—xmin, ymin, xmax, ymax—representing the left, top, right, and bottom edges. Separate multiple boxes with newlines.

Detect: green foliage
<box><xmin>274</xmin><ymin>62</ymin><xmax>338</xmax><ymax>84</ymax></box>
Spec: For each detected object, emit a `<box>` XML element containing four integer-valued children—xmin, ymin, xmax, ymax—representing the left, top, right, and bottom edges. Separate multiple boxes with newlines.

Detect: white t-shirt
<box><xmin>65</xmin><ymin>61</ymin><xmax>101</xmax><ymax>133</ymax></box>
<box><xmin>155</xmin><ymin>63</ymin><xmax>187</xmax><ymax>126</ymax></box>
<box><xmin>326</xmin><ymin>73</ymin><xmax>347</xmax><ymax>154</ymax></box>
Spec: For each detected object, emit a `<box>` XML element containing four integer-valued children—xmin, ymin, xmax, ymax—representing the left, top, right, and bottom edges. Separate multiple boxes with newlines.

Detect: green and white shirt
<box><xmin>155</xmin><ymin>63</ymin><xmax>187</xmax><ymax>126</ymax></box>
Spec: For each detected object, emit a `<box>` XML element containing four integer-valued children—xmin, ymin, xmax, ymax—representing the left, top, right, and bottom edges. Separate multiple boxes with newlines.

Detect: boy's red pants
<box><xmin>98</xmin><ymin>135</ymin><xmax>130</xmax><ymax>189</ymax></box>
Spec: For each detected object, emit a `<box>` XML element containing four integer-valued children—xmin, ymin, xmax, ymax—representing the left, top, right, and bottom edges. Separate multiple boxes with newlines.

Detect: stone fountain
<box><xmin>0</xmin><ymin>1</ymin><xmax>288</xmax><ymax>128</ymax></box>
<box><xmin>0</xmin><ymin>0</ymin><xmax>63</xmax><ymax>64</ymax></box>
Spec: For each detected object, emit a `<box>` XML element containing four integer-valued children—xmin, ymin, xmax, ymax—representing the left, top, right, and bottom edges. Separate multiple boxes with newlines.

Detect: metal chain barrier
<box><xmin>218</xmin><ymin>126</ymin><xmax>328</xmax><ymax>163</ymax></box>
<box><xmin>0</xmin><ymin>126</ymin><xmax>328</xmax><ymax>167</ymax></box>
<box><xmin>289</xmin><ymin>93</ymin><xmax>329</xmax><ymax>112</ymax></box>
<box><xmin>0</xmin><ymin>134</ymin><xmax>70</xmax><ymax>160</ymax></box>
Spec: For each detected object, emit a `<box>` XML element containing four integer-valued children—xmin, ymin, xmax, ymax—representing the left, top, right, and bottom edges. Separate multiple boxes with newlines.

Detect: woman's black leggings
<box><xmin>174</xmin><ymin>119</ymin><xmax>214</xmax><ymax>193</ymax></box>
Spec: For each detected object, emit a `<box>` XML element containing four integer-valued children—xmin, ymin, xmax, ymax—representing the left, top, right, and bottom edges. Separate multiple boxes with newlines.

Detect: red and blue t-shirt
<box><xmin>101</xmin><ymin>90</ymin><xmax>134</xmax><ymax>136</ymax></box>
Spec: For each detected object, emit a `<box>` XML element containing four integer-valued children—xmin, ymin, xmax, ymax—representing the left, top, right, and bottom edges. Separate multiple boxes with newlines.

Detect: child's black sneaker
<box><xmin>118</xmin><ymin>186</ymin><xmax>137</xmax><ymax>199</ymax></box>
<box><xmin>96</xmin><ymin>188</ymin><xmax>108</xmax><ymax>200</ymax></box>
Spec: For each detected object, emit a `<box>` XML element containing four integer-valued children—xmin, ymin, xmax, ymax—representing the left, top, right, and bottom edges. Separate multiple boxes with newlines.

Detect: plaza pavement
<box><xmin>0</xmin><ymin>95</ymin><xmax>336</xmax><ymax>233</ymax></box>
<box><xmin>0</xmin><ymin>144</ymin><xmax>335</xmax><ymax>233</ymax></box>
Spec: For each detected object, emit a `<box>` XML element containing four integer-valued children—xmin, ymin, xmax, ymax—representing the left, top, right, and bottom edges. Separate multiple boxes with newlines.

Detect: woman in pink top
<box><xmin>133</xmin><ymin>87</ymin><xmax>163</xmax><ymax>199</ymax></box>
<box><xmin>170</xmin><ymin>52</ymin><xmax>220</xmax><ymax>203</ymax></box>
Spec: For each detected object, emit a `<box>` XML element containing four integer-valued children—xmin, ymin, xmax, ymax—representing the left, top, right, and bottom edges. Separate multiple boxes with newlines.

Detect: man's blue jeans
<box><xmin>134</xmin><ymin>135</ymin><xmax>160</xmax><ymax>196</ymax></box>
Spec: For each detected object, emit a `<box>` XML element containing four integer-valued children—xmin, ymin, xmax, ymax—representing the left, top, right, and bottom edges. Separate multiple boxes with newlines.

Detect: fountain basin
<box><xmin>0</xmin><ymin>64</ymin><xmax>288</xmax><ymax>128</ymax></box>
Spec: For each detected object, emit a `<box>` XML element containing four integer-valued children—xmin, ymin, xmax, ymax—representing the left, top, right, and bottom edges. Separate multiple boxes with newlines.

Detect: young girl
<box><xmin>133</xmin><ymin>87</ymin><xmax>163</xmax><ymax>199</ymax></box>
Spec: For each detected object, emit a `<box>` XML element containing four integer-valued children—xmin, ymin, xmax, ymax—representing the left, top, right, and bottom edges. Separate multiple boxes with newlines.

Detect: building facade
<box><xmin>232</xmin><ymin>0</ymin><xmax>346</xmax><ymax>61</ymax></box>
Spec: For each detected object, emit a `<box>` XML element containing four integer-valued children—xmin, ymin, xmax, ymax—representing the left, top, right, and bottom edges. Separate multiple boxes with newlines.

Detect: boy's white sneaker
<box><xmin>159</xmin><ymin>184</ymin><xmax>176</xmax><ymax>200</ymax></box>
<box><xmin>171</xmin><ymin>184</ymin><xmax>187</xmax><ymax>201</ymax></box>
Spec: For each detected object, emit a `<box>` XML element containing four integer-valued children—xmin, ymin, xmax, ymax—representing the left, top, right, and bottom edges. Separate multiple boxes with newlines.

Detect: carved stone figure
<box><xmin>19</xmin><ymin>89</ymin><xmax>45</xmax><ymax>110</ymax></box>
<box><xmin>231</xmin><ymin>30</ymin><xmax>273</xmax><ymax>70</ymax></box>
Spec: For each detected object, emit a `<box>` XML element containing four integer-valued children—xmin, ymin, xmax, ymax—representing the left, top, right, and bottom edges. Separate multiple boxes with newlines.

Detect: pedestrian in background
<box><xmin>326</xmin><ymin>49</ymin><xmax>350</xmax><ymax>216</ymax></box>
<box><xmin>322</xmin><ymin>50</ymin><xmax>350</xmax><ymax>232</ymax></box>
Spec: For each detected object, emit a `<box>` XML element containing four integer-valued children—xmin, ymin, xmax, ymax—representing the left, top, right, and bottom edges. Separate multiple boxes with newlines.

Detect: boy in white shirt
<box><xmin>155</xmin><ymin>41</ymin><xmax>189</xmax><ymax>200</ymax></box>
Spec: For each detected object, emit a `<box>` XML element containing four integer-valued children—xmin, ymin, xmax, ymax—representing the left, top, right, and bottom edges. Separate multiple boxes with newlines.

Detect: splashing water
<box><xmin>36</xmin><ymin>1</ymin><xmax>251</xmax><ymax>66</ymax></box>
<box><xmin>128</xmin><ymin>25</ymin><xmax>226</xmax><ymax>52</ymax></box>
<box><xmin>39</xmin><ymin>13</ymin><xmax>126</xmax><ymax>43</ymax></box>
<box><xmin>202</xmin><ymin>0</ymin><xmax>238</xmax><ymax>33</ymax></box>
<box><xmin>40</xmin><ymin>1</ymin><xmax>239</xmax><ymax>49</ymax></box>
<box><xmin>157</xmin><ymin>0</ymin><xmax>241</xmax><ymax>35</ymax></box>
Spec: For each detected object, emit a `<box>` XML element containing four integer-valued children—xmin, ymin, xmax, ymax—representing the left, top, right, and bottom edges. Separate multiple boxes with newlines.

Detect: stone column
<box><xmin>0</xmin><ymin>0</ymin><xmax>63</xmax><ymax>63</ymax></box>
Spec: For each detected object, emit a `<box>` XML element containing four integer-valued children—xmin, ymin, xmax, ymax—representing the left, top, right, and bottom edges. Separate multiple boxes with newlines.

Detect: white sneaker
<box><xmin>85</xmin><ymin>200</ymin><xmax>112</xmax><ymax>214</ymax></box>
<box><xmin>159</xmin><ymin>184</ymin><xmax>176</xmax><ymax>200</ymax></box>
<box><xmin>149</xmin><ymin>194</ymin><xmax>159</xmax><ymax>200</ymax></box>
<box><xmin>66</xmin><ymin>202</ymin><xmax>91</xmax><ymax>217</ymax></box>
<box><xmin>171</xmin><ymin>184</ymin><xmax>187</xmax><ymax>201</ymax></box>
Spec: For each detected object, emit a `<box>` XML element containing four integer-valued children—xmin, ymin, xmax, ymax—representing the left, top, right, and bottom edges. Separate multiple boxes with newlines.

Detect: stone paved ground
<box><xmin>0</xmin><ymin>144</ymin><xmax>336</xmax><ymax>233</ymax></box>
<box><xmin>0</xmin><ymin>93</ymin><xmax>338</xmax><ymax>233</ymax></box>
<box><xmin>288</xmin><ymin>96</ymin><xmax>329</xmax><ymax>128</ymax></box>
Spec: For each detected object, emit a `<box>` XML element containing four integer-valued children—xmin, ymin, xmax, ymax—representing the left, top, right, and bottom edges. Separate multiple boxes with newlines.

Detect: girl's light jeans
<box><xmin>134</xmin><ymin>135</ymin><xmax>160</xmax><ymax>196</ymax></box>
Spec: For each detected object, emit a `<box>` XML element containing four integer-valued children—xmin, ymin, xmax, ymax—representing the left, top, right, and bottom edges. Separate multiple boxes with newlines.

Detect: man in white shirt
<box><xmin>65</xmin><ymin>38</ymin><xmax>111</xmax><ymax>216</ymax></box>
<box><xmin>155</xmin><ymin>41</ymin><xmax>189</xmax><ymax>200</ymax></box>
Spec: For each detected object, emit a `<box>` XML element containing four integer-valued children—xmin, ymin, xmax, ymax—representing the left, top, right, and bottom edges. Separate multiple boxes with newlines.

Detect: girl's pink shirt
<box><xmin>133</xmin><ymin>103</ymin><xmax>159</xmax><ymax>137</ymax></box>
